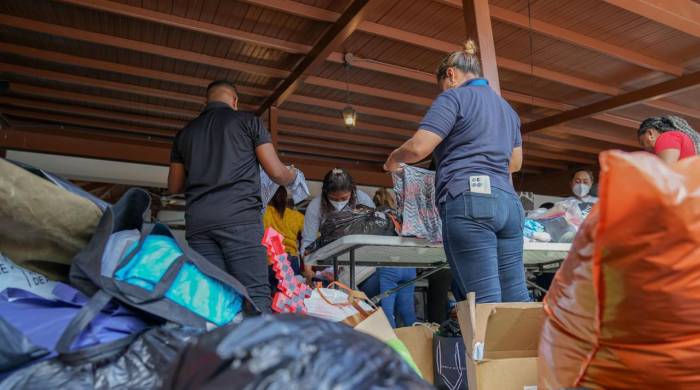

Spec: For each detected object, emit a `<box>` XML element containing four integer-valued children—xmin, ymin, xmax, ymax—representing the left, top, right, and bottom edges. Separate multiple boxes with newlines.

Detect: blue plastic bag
<box><xmin>115</xmin><ymin>235</ymin><xmax>243</xmax><ymax>326</ymax></box>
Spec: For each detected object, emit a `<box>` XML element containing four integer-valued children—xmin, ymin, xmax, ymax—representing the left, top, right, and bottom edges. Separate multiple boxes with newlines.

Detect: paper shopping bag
<box><xmin>396</xmin><ymin>324</ymin><xmax>439</xmax><ymax>384</ymax></box>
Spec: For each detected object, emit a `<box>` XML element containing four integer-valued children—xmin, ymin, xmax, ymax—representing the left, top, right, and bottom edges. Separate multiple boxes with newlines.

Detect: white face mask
<box><xmin>573</xmin><ymin>183</ymin><xmax>591</xmax><ymax>198</ymax></box>
<box><xmin>330</xmin><ymin>199</ymin><xmax>349</xmax><ymax>211</ymax></box>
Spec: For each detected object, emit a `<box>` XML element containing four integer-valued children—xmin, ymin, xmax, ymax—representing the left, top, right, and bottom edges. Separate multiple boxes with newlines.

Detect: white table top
<box><xmin>305</xmin><ymin>235</ymin><xmax>570</xmax><ymax>267</ymax></box>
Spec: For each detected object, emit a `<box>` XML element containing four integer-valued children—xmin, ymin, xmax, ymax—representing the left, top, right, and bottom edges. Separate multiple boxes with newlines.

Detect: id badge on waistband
<box><xmin>469</xmin><ymin>175</ymin><xmax>491</xmax><ymax>195</ymax></box>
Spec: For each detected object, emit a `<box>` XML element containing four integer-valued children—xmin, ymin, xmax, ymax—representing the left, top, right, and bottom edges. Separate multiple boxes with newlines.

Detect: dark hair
<box><xmin>539</xmin><ymin>202</ymin><xmax>555</xmax><ymax>210</ymax></box>
<box><xmin>206</xmin><ymin>80</ymin><xmax>238</xmax><ymax>97</ymax></box>
<box><xmin>321</xmin><ymin>168</ymin><xmax>357</xmax><ymax>215</ymax></box>
<box><xmin>373</xmin><ymin>188</ymin><xmax>396</xmax><ymax>209</ymax></box>
<box><xmin>638</xmin><ymin>115</ymin><xmax>700</xmax><ymax>154</ymax></box>
<box><xmin>269</xmin><ymin>186</ymin><xmax>287</xmax><ymax>217</ymax></box>
<box><xmin>436</xmin><ymin>40</ymin><xmax>483</xmax><ymax>82</ymax></box>
<box><xmin>571</xmin><ymin>169</ymin><xmax>594</xmax><ymax>183</ymax></box>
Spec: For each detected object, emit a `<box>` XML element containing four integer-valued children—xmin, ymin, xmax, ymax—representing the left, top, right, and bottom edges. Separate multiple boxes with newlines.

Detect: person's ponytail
<box><xmin>436</xmin><ymin>39</ymin><xmax>482</xmax><ymax>82</ymax></box>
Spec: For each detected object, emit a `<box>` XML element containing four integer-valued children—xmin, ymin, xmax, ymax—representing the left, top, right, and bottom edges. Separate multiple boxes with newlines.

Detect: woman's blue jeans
<box><xmin>359</xmin><ymin>268</ymin><xmax>417</xmax><ymax>328</ymax></box>
<box><xmin>379</xmin><ymin>268</ymin><xmax>417</xmax><ymax>328</ymax></box>
<box><xmin>440</xmin><ymin>188</ymin><xmax>529</xmax><ymax>303</ymax></box>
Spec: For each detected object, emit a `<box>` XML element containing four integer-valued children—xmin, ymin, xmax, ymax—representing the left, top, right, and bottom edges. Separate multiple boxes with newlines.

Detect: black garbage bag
<box><xmin>164</xmin><ymin>314</ymin><xmax>432</xmax><ymax>390</ymax></box>
<box><xmin>311</xmin><ymin>207</ymin><xmax>399</xmax><ymax>251</ymax></box>
<box><xmin>0</xmin><ymin>324</ymin><xmax>201</xmax><ymax>390</ymax></box>
<box><xmin>0</xmin><ymin>317</ymin><xmax>49</xmax><ymax>372</ymax></box>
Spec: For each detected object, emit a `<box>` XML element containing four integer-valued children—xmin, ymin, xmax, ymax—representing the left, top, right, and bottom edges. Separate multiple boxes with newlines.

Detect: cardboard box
<box><xmin>456</xmin><ymin>293</ymin><xmax>544</xmax><ymax>390</ymax></box>
<box><xmin>395</xmin><ymin>325</ymin><xmax>439</xmax><ymax>385</ymax></box>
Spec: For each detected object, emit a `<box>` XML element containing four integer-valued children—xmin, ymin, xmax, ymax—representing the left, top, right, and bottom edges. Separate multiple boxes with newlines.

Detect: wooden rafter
<box><xmin>0</xmin><ymin>43</ymin><xmax>268</xmax><ymax>97</ymax></box>
<box><xmin>522</xmin><ymin>69</ymin><xmax>700</xmax><ymax>134</ymax></box>
<box><xmin>0</xmin><ymin>107</ymin><xmax>174</xmax><ymax>139</ymax></box>
<box><xmin>603</xmin><ymin>0</ymin><xmax>700</xmax><ymax>39</ymax></box>
<box><xmin>0</xmin><ymin>15</ymin><xmax>290</xmax><ymax>79</ymax></box>
<box><xmin>0</xmin><ymin>96</ymin><xmax>181</xmax><ymax>131</ymax></box>
<box><xmin>0</xmin><ymin>126</ymin><xmax>171</xmax><ymax>165</ymax></box>
<box><xmin>439</xmin><ymin>0</ymin><xmax>683</xmax><ymax>75</ymax></box>
<box><xmin>56</xmin><ymin>0</ymin><xmax>312</xmax><ymax>54</ymax></box>
<box><xmin>462</xmin><ymin>0</ymin><xmax>501</xmax><ymax>93</ymax></box>
<box><xmin>256</xmin><ymin>0</ymin><xmax>371</xmax><ymax>114</ymax></box>
<box><xmin>278</xmin><ymin>124</ymin><xmax>403</xmax><ymax>147</ymax></box>
<box><xmin>9</xmin><ymin>83</ymin><xmax>197</xmax><ymax>120</ymax></box>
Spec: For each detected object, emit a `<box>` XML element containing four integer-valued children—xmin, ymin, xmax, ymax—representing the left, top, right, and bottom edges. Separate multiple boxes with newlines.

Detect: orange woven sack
<box><xmin>539</xmin><ymin>151</ymin><xmax>700</xmax><ymax>390</ymax></box>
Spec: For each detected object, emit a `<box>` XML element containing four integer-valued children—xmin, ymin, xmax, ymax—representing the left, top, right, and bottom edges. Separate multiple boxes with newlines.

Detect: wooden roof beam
<box><xmin>462</xmin><ymin>0</ymin><xmax>501</xmax><ymax>93</ymax></box>
<box><xmin>0</xmin><ymin>15</ymin><xmax>290</xmax><ymax>79</ymax></box>
<box><xmin>57</xmin><ymin>0</ymin><xmax>312</xmax><ymax>54</ymax></box>
<box><xmin>243</xmin><ymin>0</ymin><xmax>618</xmax><ymax>95</ymax></box>
<box><xmin>286</xmin><ymin>94</ymin><xmax>423</xmax><ymax>124</ymax></box>
<box><xmin>0</xmin><ymin>62</ymin><xmax>204</xmax><ymax>105</ymax></box>
<box><xmin>439</xmin><ymin>0</ymin><xmax>683</xmax><ymax>75</ymax></box>
<box><xmin>603</xmin><ymin>0</ymin><xmax>700</xmax><ymax>40</ymax></box>
<box><xmin>0</xmin><ymin>96</ymin><xmax>183</xmax><ymax>130</ymax></box>
<box><xmin>280</xmin><ymin>134</ymin><xmax>392</xmax><ymax>156</ymax></box>
<box><xmin>58</xmin><ymin>0</ymin><xmax>696</xmax><ymax>119</ymax></box>
<box><xmin>1</xmin><ymin>107</ymin><xmax>175</xmax><ymax>139</ymax></box>
<box><xmin>278</xmin><ymin>109</ymin><xmax>414</xmax><ymax>138</ymax></box>
<box><xmin>0</xmin><ymin>126</ymin><xmax>171</xmax><ymax>165</ymax></box>
<box><xmin>524</xmin><ymin>147</ymin><xmax>598</xmax><ymax>165</ymax></box>
<box><xmin>0</xmin><ymin>43</ymin><xmax>268</xmax><ymax>98</ymax></box>
<box><xmin>522</xmin><ymin>69</ymin><xmax>700</xmax><ymax>134</ymax></box>
<box><xmin>522</xmin><ymin>135</ymin><xmax>603</xmax><ymax>155</ymax></box>
<box><xmin>279</xmin><ymin>124</ymin><xmax>404</xmax><ymax>148</ymax></box>
<box><xmin>256</xmin><ymin>0</ymin><xmax>371</xmax><ymax>113</ymax></box>
<box><xmin>545</xmin><ymin>126</ymin><xmax>639</xmax><ymax>148</ymax></box>
<box><xmin>9</xmin><ymin>83</ymin><xmax>198</xmax><ymax>120</ymax></box>
<box><xmin>279</xmin><ymin>143</ymin><xmax>384</xmax><ymax>163</ymax></box>
<box><xmin>524</xmin><ymin>159</ymin><xmax>569</xmax><ymax>170</ymax></box>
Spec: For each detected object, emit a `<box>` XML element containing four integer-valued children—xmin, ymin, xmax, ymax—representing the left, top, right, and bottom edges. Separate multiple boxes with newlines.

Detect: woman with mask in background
<box><xmin>566</xmin><ymin>169</ymin><xmax>597</xmax><ymax>205</ymax></box>
<box><xmin>301</xmin><ymin>168</ymin><xmax>375</xmax><ymax>255</ymax></box>
<box><xmin>562</xmin><ymin>169</ymin><xmax>597</xmax><ymax>221</ymax></box>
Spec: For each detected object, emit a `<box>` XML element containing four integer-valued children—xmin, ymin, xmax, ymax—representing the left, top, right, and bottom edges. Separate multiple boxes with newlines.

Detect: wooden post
<box><xmin>268</xmin><ymin>106</ymin><xmax>279</xmax><ymax>148</ymax></box>
<box><xmin>462</xmin><ymin>0</ymin><xmax>501</xmax><ymax>94</ymax></box>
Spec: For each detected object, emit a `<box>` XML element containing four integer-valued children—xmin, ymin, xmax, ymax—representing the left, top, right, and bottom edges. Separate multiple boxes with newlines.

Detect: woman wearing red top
<box><xmin>638</xmin><ymin>116</ymin><xmax>700</xmax><ymax>163</ymax></box>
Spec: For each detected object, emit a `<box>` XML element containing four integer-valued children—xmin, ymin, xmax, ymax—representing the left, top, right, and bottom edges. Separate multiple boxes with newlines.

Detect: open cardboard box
<box><xmin>457</xmin><ymin>293</ymin><xmax>544</xmax><ymax>390</ymax></box>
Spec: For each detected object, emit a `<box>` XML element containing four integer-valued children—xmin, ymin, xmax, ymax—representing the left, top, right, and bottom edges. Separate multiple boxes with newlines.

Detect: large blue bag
<box><xmin>69</xmin><ymin>188</ymin><xmax>255</xmax><ymax>329</ymax></box>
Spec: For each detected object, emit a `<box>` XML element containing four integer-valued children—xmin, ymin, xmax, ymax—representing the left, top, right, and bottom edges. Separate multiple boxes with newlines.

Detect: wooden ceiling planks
<box><xmin>3</xmin><ymin>0</ymin><xmax>700</xmax><ymax>189</ymax></box>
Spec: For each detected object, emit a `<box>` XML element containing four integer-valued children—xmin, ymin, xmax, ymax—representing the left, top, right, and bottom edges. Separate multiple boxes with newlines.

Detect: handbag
<box><xmin>69</xmin><ymin>188</ymin><xmax>255</xmax><ymax>328</ymax></box>
<box><xmin>316</xmin><ymin>281</ymin><xmax>377</xmax><ymax>327</ymax></box>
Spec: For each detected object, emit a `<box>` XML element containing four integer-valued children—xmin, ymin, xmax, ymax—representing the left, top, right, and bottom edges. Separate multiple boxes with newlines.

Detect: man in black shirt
<box><xmin>168</xmin><ymin>80</ymin><xmax>296</xmax><ymax>312</ymax></box>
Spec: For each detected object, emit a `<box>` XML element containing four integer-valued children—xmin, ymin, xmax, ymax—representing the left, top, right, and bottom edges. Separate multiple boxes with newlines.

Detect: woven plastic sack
<box><xmin>539</xmin><ymin>151</ymin><xmax>700</xmax><ymax>390</ymax></box>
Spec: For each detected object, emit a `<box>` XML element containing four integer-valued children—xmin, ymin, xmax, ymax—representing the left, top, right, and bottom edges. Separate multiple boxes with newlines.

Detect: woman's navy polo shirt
<box><xmin>419</xmin><ymin>78</ymin><xmax>522</xmax><ymax>203</ymax></box>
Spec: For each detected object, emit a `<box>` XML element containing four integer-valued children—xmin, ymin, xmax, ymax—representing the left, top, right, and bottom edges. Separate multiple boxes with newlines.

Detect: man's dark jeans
<box><xmin>187</xmin><ymin>223</ymin><xmax>272</xmax><ymax>313</ymax></box>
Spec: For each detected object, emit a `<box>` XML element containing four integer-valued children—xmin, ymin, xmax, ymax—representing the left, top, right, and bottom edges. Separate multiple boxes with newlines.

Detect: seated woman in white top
<box><xmin>301</xmin><ymin>168</ymin><xmax>375</xmax><ymax>255</ymax></box>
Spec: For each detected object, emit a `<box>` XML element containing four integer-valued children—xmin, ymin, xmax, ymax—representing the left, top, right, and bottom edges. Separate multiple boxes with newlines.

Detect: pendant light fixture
<box><xmin>342</xmin><ymin>54</ymin><xmax>357</xmax><ymax>129</ymax></box>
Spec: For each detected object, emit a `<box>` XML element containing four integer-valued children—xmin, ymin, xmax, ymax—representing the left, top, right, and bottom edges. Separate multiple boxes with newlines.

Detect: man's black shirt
<box><xmin>171</xmin><ymin>102</ymin><xmax>271</xmax><ymax>235</ymax></box>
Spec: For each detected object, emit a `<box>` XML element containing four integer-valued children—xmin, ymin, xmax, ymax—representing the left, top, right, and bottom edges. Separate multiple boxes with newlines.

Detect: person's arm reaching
<box><xmin>509</xmin><ymin>146</ymin><xmax>523</xmax><ymax>173</ymax></box>
<box><xmin>658</xmin><ymin>148</ymin><xmax>681</xmax><ymax>164</ymax></box>
<box><xmin>384</xmin><ymin>130</ymin><xmax>443</xmax><ymax>172</ymax></box>
<box><xmin>385</xmin><ymin>91</ymin><xmax>456</xmax><ymax>172</ymax></box>
<box><xmin>301</xmin><ymin>197</ymin><xmax>322</xmax><ymax>256</ymax></box>
<box><xmin>256</xmin><ymin>143</ymin><xmax>296</xmax><ymax>185</ymax></box>
<box><xmin>167</xmin><ymin>163</ymin><xmax>186</xmax><ymax>194</ymax></box>
<box><xmin>168</xmin><ymin>131</ymin><xmax>186</xmax><ymax>194</ymax></box>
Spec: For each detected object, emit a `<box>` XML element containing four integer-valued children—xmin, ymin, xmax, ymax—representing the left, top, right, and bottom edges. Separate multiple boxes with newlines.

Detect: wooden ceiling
<box><xmin>1</xmin><ymin>0</ymin><xmax>700</xmax><ymax>193</ymax></box>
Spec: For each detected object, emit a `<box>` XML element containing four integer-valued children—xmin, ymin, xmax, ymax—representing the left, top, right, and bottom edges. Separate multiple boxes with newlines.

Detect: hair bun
<box><xmin>463</xmin><ymin>40</ymin><xmax>478</xmax><ymax>55</ymax></box>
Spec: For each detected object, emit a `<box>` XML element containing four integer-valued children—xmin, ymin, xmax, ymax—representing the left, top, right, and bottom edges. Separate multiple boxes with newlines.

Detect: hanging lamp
<box><xmin>342</xmin><ymin>55</ymin><xmax>357</xmax><ymax>129</ymax></box>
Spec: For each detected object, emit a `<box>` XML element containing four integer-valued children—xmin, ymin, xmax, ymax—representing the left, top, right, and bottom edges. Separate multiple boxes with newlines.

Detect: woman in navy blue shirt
<box><xmin>384</xmin><ymin>41</ymin><xmax>528</xmax><ymax>303</ymax></box>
